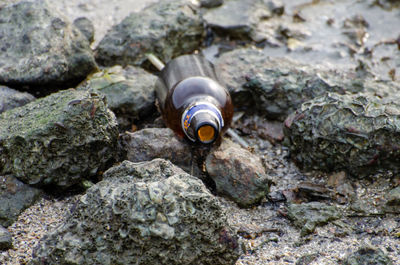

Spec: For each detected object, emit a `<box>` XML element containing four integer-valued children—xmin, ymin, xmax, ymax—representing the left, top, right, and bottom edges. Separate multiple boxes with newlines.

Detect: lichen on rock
<box><xmin>0</xmin><ymin>89</ymin><xmax>119</xmax><ymax>187</ymax></box>
<box><xmin>31</xmin><ymin>159</ymin><xmax>241</xmax><ymax>265</ymax></box>
<box><xmin>78</xmin><ymin>65</ymin><xmax>157</xmax><ymax>130</ymax></box>
<box><xmin>284</xmin><ymin>92</ymin><xmax>400</xmax><ymax>177</ymax></box>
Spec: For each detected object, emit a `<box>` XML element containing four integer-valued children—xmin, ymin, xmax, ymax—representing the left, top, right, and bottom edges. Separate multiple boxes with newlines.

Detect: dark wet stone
<box><xmin>0</xmin><ymin>85</ymin><xmax>35</xmax><ymax>114</ymax></box>
<box><xmin>216</xmin><ymin>48</ymin><xmax>365</xmax><ymax>120</ymax></box>
<box><xmin>0</xmin><ymin>175</ymin><xmax>42</xmax><ymax>227</ymax></box>
<box><xmin>0</xmin><ymin>225</ymin><xmax>12</xmax><ymax>251</ymax></box>
<box><xmin>95</xmin><ymin>0</ymin><xmax>204</xmax><ymax>68</ymax></box>
<box><xmin>236</xmin><ymin>115</ymin><xmax>284</xmax><ymax>143</ymax></box>
<box><xmin>284</xmin><ymin>92</ymin><xmax>400</xmax><ymax>177</ymax></box>
<box><xmin>0</xmin><ymin>0</ymin><xmax>96</xmax><ymax>92</ymax></box>
<box><xmin>0</xmin><ymin>89</ymin><xmax>119</xmax><ymax>188</ymax></box>
<box><xmin>73</xmin><ymin>17</ymin><xmax>95</xmax><ymax>44</ymax></box>
<box><xmin>203</xmin><ymin>0</ymin><xmax>278</xmax><ymax>42</ymax></box>
<box><xmin>344</xmin><ymin>246</ymin><xmax>393</xmax><ymax>265</ymax></box>
<box><xmin>119</xmin><ymin>128</ymin><xmax>194</xmax><ymax>174</ymax></box>
<box><xmin>78</xmin><ymin>65</ymin><xmax>157</xmax><ymax>130</ymax></box>
<box><xmin>290</xmin><ymin>182</ymin><xmax>333</xmax><ymax>203</ymax></box>
<box><xmin>31</xmin><ymin>159</ymin><xmax>241</xmax><ymax>265</ymax></box>
<box><xmin>205</xmin><ymin>139</ymin><xmax>271</xmax><ymax>207</ymax></box>
<box><xmin>199</xmin><ymin>0</ymin><xmax>224</xmax><ymax>8</ymax></box>
<box><xmin>384</xmin><ymin>186</ymin><xmax>400</xmax><ymax>213</ymax></box>
<box><xmin>286</xmin><ymin>202</ymin><xmax>341</xmax><ymax>236</ymax></box>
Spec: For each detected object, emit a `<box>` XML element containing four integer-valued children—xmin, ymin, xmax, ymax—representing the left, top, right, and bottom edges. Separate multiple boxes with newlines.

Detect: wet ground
<box><xmin>262</xmin><ymin>0</ymin><xmax>400</xmax><ymax>81</ymax></box>
<box><xmin>1</xmin><ymin>0</ymin><xmax>400</xmax><ymax>264</ymax></box>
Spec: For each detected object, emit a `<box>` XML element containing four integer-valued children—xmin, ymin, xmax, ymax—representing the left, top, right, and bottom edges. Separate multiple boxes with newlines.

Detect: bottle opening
<box><xmin>197</xmin><ymin>124</ymin><xmax>216</xmax><ymax>143</ymax></box>
<box><xmin>181</xmin><ymin>102</ymin><xmax>223</xmax><ymax>144</ymax></box>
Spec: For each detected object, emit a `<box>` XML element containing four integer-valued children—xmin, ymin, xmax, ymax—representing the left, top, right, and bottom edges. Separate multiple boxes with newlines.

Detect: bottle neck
<box><xmin>181</xmin><ymin>102</ymin><xmax>224</xmax><ymax>144</ymax></box>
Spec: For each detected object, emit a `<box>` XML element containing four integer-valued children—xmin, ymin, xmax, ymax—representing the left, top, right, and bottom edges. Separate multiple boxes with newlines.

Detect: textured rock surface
<box><xmin>0</xmin><ymin>175</ymin><xmax>42</xmax><ymax>227</ymax></box>
<box><xmin>0</xmin><ymin>0</ymin><xmax>96</xmax><ymax>91</ymax></box>
<box><xmin>0</xmin><ymin>86</ymin><xmax>35</xmax><ymax>114</ymax></box>
<box><xmin>0</xmin><ymin>225</ymin><xmax>12</xmax><ymax>251</ymax></box>
<box><xmin>73</xmin><ymin>17</ymin><xmax>95</xmax><ymax>44</ymax></box>
<box><xmin>119</xmin><ymin>128</ymin><xmax>193</xmax><ymax>173</ymax></box>
<box><xmin>215</xmin><ymin>48</ymin><xmax>395</xmax><ymax>120</ymax></box>
<box><xmin>203</xmin><ymin>0</ymin><xmax>277</xmax><ymax>41</ymax></box>
<box><xmin>286</xmin><ymin>202</ymin><xmax>341</xmax><ymax>236</ymax></box>
<box><xmin>0</xmin><ymin>89</ymin><xmax>119</xmax><ymax>187</ymax></box>
<box><xmin>31</xmin><ymin>159</ymin><xmax>241</xmax><ymax>265</ymax></box>
<box><xmin>205</xmin><ymin>139</ymin><xmax>271</xmax><ymax>207</ymax></box>
<box><xmin>384</xmin><ymin>186</ymin><xmax>400</xmax><ymax>214</ymax></box>
<box><xmin>78</xmin><ymin>65</ymin><xmax>157</xmax><ymax>130</ymax></box>
<box><xmin>284</xmin><ymin>92</ymin><xmax>400</xmax><ymax>176</ymax></box>
<box><xmin>344</xmin><ymin>246</ymin><xmax>393</xmax><ymax>265</ymax></box>
<box><xmin>95</xmin><ymin>0</ymin><xmax>204</xmax><ymax>67</ymax></box>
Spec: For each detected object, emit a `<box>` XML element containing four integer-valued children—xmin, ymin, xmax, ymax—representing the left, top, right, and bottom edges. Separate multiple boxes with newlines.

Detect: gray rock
<box><xmin>119</xmin><ymin>128</ymin><xmax>194</xmax><ymax>173</ymax></box>
<box><xmin>0</xmin><ymin>86</ymin><xmax>35</xmax><ymax>114</ymax></box>
<box><xmin>216</xmin><ymin>48</ymin><xmax>365</xmax><ymax>120</ymax></box>
<box><xmin>31</xmin><ymin>159</ymin><xmax>241</xmax><ymax>265</ymax></box>
<box><xmin>344</xmin><ymin>246</ymin><xmax>393</xmax><ymax>265</ymax></box>
<box><xmin>73</xmin><ymin>17</ymin><xmax>95</xmax><ymax>44</ymax></box>
<box><xmin>0</xmin><ymin>225</ymin><xmax>12</xmax><ymax>251</ymax></box>
<box><xmin>203</xmin><ymin>0</ymin><xmax>275</xmax><ymax>41</ymax></box>
<box><xmin>284</xmin><ymin>92</ymin><xmax>400</xmax><ymax>177</ymax></box>
<box><xmin>0</xmin><ymin>89</ymin><xmax>119</xmax><ymax>187</ymax></box>
<box><xmin>286</xmin><ymin>202</ymin><xmax>341</xmax><ymax>236</ymax></box>
<box><xmin>78</xmin><ymin>65</ymin><xmax>157</xmax><ymax>130</ymax></box>
<box><xmin>0</xmin><ymin>0</ymin><xmax>96</xmax><ymax>91</ymax></box>
<box><xmin>199</xmin><ymin>0</ymin><xmax>224</xmax><ymax>8</ymax></box>
<box><xmin>95</xmin><ymin>0</ymin><xmax>204</xmax><ymax>68</ymax></box>
<box><xmin>384</xmin><ymin>186</ymin><xmax>400</xmax><ymax>213</ymax></box>
<box><xmin>205</xmin><ymin>139</ymin><xmax>271</xmax><ymax>207</ymax></box>
<box><xmin>0</xmin><ymin>175</ymin><xmax>42</xmax><ymax>227</ymax></box>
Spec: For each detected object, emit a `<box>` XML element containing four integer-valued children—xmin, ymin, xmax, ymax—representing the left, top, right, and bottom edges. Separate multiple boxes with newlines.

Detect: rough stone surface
<box><xmin>78</xmin><ymin>65</ymin><xmax>157</xmax><ymax>130</ymax></box>
<box><xmin>344</xmin><ymin>246</ymin><xmax>393</xmax><ymax>265</ymax></box>
<box><xmin>203</xmin><ymin>0</ymin><xmax>277</xmax><ymax>41</ymax></box>
<box><xmin>0</xmin><ymin>225</ymin><xmax>12</xmax><ymax>251</ymax></box>
<box><xmin>284</xmin><ymin>92</ymin><xmax>400</xmax><ymax>177</ymax></box>
<box><xmin>0</xmin><ymin>175</ymin><xmax>42</xmax><ymax>227</ymax></box>
<box><xmin>0</xmin><ymin>0</ymin><xmax>96</xmax><ymax>91</ymax></box>
<box><xmin>0</xmin><ymin>86</ymin><xmax>35</xmax><ymax>114</ymax></box>
<box><xmin>73</xmin><ymin>17</ymin><xmax>95</xmax><ymax>44</ymax></box>
<box><xmin>0</xmin><ymin>89</ymin><xmax>119</xmax><ymax>187</ymax></box>
<box><xmin>216</xmin><ymin>48</ymin><xmax>368</xmax><ymax>120</ymax></box>
<box><xmin>119</xmin><ymin>128</ymin><xmax>193</xmax><ymax>173</ymax></box>
<box><xmin>31</xmin><ymin>159</ymin><xmax>241</xmax><ymax>265</ymax></box>
<box><xmin>295</xmin><ymin>253</ymin><xmax>318</xmax><ymax>265</ymax></box>
<box><xmin>205</xmin><ymin>139</ymin><xmax>271</xmax><ymax>207</ymax></box>
<box><xmin>95</xmin><ymin>0</ymin><xmax>204</xmax><ymax>68</ymax></box>
<box><xmin>286</xmin><ymin>202</ymin><xmax>341</xmax><ymax>236</ymax></box>
<box><xmin>384</xmin><ymin>186</ymin><xmax>400</xmax><ymax>214</ymax></box>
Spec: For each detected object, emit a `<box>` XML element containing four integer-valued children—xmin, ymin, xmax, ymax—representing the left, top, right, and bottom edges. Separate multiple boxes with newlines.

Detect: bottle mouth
<box><xmin>181</xmin><ymin>102</ymin><xmax>223</xmax><ymax>144</ymax></box>
<box><xmin>196</xmin><ymin>123</ymin><xmax>218</xmax><ymax>144</ymax></box>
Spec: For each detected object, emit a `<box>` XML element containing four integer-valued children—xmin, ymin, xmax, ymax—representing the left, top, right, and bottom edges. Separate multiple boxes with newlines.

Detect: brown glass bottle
<box><xmin>156</xmin><ymin>54</ymin><xmax>233</xmax><ymax>144</ymax></box>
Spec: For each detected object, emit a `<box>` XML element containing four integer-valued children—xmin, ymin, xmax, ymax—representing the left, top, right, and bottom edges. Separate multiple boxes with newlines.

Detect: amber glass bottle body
<box><xmin>156</xmin><ymin>54</ymin><xmax>233</xmax><ymax>143</ymax></box>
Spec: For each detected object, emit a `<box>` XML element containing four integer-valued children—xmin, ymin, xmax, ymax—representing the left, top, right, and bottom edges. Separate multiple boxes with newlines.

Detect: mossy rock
<box><xmin>0</xmin><ymin>89</ymin><xmax>119</xmax><ymax>187</ymax></box>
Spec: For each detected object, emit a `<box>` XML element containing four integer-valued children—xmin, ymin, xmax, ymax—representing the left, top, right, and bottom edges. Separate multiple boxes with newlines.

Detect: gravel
<box><xmin>0</xmin><ymin>195</ymin><xmax>80</xmax><ymax>265</ymax></box>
